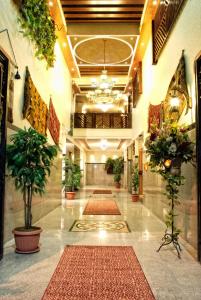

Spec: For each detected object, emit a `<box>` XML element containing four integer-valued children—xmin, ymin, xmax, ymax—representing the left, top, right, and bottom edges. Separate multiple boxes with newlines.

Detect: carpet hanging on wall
<box><xmin>42</xmin><ymin>246</ymin><xmax>155</xmax><ymax>300</ymax></box>
<box><xmin>163</xmin><ymin>51</ymin><xmax>192</xmax><ymax>122</ymax></box>
<box><xmin>23</xmin><ymin>67</ymin><xmax>48</xmax><ymax>135</ymax></box>
<box><xmin>48</xmin><ymin>98</ymin><xmax>60</xmax><ymax>145</ymax></box>
<box><xmin>148</xmin><ymin>103</ymin><xmax>163</xmax><ymax>132</ymax></box>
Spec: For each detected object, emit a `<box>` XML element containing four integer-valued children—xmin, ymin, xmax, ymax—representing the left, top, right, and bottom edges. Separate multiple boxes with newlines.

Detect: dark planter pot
<box><xmin>12</xmin><ymin>226</ymin><xmax>42</xmax><ymax>254</ymax></box>
<box><xmin>131</xmin><ymin>194</ymin><xmax>139</xmax><ymax>202</ymax></box>
<box><xmin>115</xmin><ymin>182</ymin><xmax>121</xmax><ymax>189</ymax></box>
<box><xmin>65</xmin><ymin>191</ymin><xmax>76</xmax><ymax>200</ymax></box>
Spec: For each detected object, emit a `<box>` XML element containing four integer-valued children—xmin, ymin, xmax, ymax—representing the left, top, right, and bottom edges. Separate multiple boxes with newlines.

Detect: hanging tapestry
<box><xmin>23</xmin><ymin>67</ymin><xmax>48</xmax><ymax>135</ymax></box>
<box><xmin>7</xmin><ymin>65</ymin><xmax>15</xmax><ymax>123</ymax></box>
<box><xmin>163</xmin><ymin>51</ymin><xmax>192</xmax><ymax>122</ymax></box>
<box><xmin>48</xmin><ymin>98</ymin><xmax>60</xmax><ymax>145</ymax></box>
<box><xmin>148</xmin><ymin>103</ymin><xmax>163</xmax><ymax>132</ymax></box>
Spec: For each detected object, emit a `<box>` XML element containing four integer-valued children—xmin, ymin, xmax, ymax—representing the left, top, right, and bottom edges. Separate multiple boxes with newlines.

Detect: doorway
<box><xmin>196</xmin><ymin>53</ymin><xmax>201</xmax><ymax>261</ymax></box>
<box><xmin>0</xmin><ymin>50</ymin><xmax>8</xmax><ymax>260</ymax></box>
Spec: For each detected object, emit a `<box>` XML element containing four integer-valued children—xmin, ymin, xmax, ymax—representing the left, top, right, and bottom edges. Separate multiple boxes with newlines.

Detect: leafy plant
<box><xmin>63</xmin><ymin>159</ymin><xmax>82</xmax><ymax>192</ymax></box>
<box><xmin>132</xmin><ymin>162</ymin><xmax>139</xmax><ymax>194</ymax></box>
<box><xmin>105</xmin><ymin>157</ymin><xmax>114</xmax><ymax>174</ymax></box>
<box><xmin>6</xmin><ymin>127</ymin><xmax>58</xmax><ymax>229</ymax></box>
<box><xmin>113</xmin><ymin>157</ymin><xmax>124</xmax><ymax>183</ymax></box>
<box><xmin>16</xmin><ymin>0</ymin><xmax>57</xmax><ymax>67</ymax></box>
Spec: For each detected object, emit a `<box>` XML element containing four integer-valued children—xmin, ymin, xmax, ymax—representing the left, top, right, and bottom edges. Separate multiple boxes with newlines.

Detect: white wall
<box><xmin>0</xmin><ymin>0</ymin><xmax>72</xmax><ymax>148</ymax></box>
<box><xmin>86</xmin><ymin>150</ymin><xmax>123</xmax><ymax>163</ymax></box>
<box><xmin>132</xmin><ymin>0</ymin><xmax>201</xmax><ymax>140</ymax></box>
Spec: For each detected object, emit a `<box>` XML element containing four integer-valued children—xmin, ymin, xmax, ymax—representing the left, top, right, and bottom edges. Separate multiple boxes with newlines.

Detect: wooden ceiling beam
<box><xmin>61</xmin><ymin>0</ymin><xmax>145</xmax><ymax>6</ymax></box>
<box><xmin>66</xmin><ymin>19</ymin><xmax>140</xmax><ymax>23</ymax></box>
<box><xmin>62</xmin><ymin>7</ymin><xmax>143</xmax><ymax>12</ymax></box>
<box><xmin>65</xmin><ymin>13</ymin><xmax>142</xmax><ymax>18</ymax></box>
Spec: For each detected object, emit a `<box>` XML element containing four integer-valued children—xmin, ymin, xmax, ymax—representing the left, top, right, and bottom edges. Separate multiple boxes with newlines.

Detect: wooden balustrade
<box><xmin>74</xmin><ymin>113</ymin><xmax>132</xmax><ymax>129</ymax></box>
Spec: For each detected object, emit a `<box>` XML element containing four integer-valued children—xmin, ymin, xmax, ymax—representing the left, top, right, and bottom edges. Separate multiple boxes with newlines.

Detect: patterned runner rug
<box><xmin>42</xmin><ymin>246</ymin><xmax>155</xmax><ymax>300</ymax></box>
<box><xmin>69</xmin><ymin>220</ymin><xmax>130</xmax><ymax>232</ymax></box>
<box><xmin>93</xmin><ymin>189</ymin><xmax>112</xmax><ymax>194</ymax></box>
<box><xmin>83</xmin><ymin>199</ymin><xmax>121</xmax><ymax>215</ymax></box>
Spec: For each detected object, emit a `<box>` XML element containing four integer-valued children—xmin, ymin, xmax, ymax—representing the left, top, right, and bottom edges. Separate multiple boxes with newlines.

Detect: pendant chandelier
<box><xmin>87</xmin><ymin>39</ymin><xmax>123</xmax><ymax>104</ymax></box>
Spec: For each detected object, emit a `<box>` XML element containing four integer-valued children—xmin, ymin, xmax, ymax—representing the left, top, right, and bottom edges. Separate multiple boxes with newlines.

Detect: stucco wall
<box><xmin>0</xmin><ymin>0</ymin><xmax>73</xmax><ymax>242</ymax></box>
<box><xmin>133</xmin><ymin>0</ymin><xmax>201</xmax><ymax>255</ymax></box>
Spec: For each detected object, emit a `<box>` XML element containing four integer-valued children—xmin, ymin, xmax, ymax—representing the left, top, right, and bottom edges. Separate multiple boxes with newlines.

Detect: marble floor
<box><xmin>0</xmin><ymin>187</ymin><xmax>201</xmax><ymax>299</ymax></box>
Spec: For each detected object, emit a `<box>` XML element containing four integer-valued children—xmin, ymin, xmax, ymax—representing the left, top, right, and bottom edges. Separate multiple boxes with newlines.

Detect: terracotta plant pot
<box><xmin>115</xmin><ymin>182</ymin><xmax>121</xmax><ymax>189</ymax></box>
<box><xmin>65</xmin><ymin>191</ymin><xmax>76</xmax><ymax>200</ymax></box>
<box><xmin>12</xmin><ymin>226</ymin><xmax>42</xmax><ymax>254</ymax></box>
<box><xmin>131</xmin><ymin>194</ymin><xmax>139</xmax><ymax>202</ymax></box>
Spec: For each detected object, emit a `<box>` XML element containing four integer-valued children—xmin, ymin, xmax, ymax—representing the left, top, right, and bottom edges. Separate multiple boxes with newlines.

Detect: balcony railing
<box><xmin>74</xmin><ymin>113</ymin><xmax>132</xmax><ymax>129</ymax></box>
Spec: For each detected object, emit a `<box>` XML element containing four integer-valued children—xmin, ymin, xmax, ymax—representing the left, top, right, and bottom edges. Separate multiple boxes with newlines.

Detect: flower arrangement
<box><xmin>145</xmin><ymin>121</ymin><xmax>194</xmax><ymax>258</ymax></box>
<box><xmin>145</xmin><ymin>122</ymin><xmax>194</xmax><ymax>172</ymax></box>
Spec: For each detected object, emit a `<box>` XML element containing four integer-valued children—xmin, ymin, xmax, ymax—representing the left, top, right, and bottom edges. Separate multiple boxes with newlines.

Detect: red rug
<box><xmin>83</xmin><ymin>199</ymin><xmax>121</xmax><ymax>215</ymax></box>
<box><xmin>93</xmin><ymin>189</ymin><xmax>112</xmax><ymax>194</ymax></box>
<box><xmin>42</xmin><ymin>246</ymin><xmax>155</xmax><ymax>300</ymax></box>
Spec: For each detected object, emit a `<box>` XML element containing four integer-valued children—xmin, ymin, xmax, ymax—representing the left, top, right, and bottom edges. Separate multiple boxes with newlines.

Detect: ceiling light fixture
<box><xmin>100</xmin><ymin>139</ymin><xmax>108</xmax><ymax>150</ymax></box>
<box><xmin>87</xmin><ymin>39</ymin><xmax>125</xmax><ymax>104</ymax></box>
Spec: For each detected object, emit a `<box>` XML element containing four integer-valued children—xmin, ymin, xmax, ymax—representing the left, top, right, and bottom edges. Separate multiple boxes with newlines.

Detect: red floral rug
<box><xmin>93</xmin><ymin>189</ymin><xmax>112</xmax><ymax>194</ymax></box>
<box><xmin>83</xmin><ymin>200</ymin><xmax>121</xmax><ymax>215</ymax></box>
<box><xmin>42</xmin><ymin>246</ymin><xmax>155</xmax><ymax>300</ymax></box>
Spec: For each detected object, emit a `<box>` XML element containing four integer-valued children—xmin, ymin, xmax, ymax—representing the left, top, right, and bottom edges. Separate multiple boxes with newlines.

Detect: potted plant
<box><xmin>6</xmin><ymin>127</ymin><xmax>57</xmax><ymax>253</ymax></box>
<box><xmin>105</xmin><ymin>157</ymin><xmax>114</xmax><ymax>174</ymax></box>
<box><xmin>63</xmin><ymin>159</ymin><xmax>81</xmax><ymax>199</ymax></box>
<box><xmin>131</xmin><ymin>162</ymin><xmax>139</xmax><ymax>202</ymax></box>
<box><xmin>145</xmin><ymin>121</ymin><xmax>194</xmax><ymax>257</ymax></box>
<box><xmin>113</xmin><ymin>157</ymin><xmax>124</xmax><ymax>188</ymax></box>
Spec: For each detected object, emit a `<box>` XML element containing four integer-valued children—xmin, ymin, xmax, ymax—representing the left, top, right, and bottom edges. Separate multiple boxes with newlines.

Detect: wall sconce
<box><xmin>170</xmin><ymin>90</ymin><xmax>180</xmax><ymax>113</ymax></box>
<box><xmin>0</xmin><ymin>29</ymin><xmax>21</xmax><ymax>79</ymax></box>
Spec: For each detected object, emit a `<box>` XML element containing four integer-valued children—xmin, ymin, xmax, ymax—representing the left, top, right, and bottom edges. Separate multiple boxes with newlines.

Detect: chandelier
<box><xmin>86</xmin><ymin>39</ymin><xmax>123</xmax><ymax>104</ymax></box>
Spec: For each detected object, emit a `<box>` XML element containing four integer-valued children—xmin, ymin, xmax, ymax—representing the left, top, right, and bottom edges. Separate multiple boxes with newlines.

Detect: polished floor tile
<box><xmin>0</xmin><ymin>186</ymin><xmax>201</xmax><ymax>300</ymax></box>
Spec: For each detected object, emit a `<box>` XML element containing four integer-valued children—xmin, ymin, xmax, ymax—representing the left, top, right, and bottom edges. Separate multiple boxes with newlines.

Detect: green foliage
<box><xmin>132</xmin><ymin>163</ymin><xmax>139</xmax><ymax>193</ymax></box>
<box><xmin>17</xmin><ymin>0</ymin><xmax>57</xmax><ymax>67</ymax></box>
<box><xmin>113</xmin><ymin>157</ymin><xmax>124</xmax><ymax>183</ymax></box>
<box><xmin>6</xmin><ymin>127</ymin><xmax>58</xmax><ymax>229</ymax></box>
<box><xmin>105</xmin><ymin>157</ymin><xmax>114</xmax><ymax>174</ymax></box>
<box><xmin>145</xmin><ymin>121</ymin><xmax>194</xmax><ymax>170</ymax></box>
<box><xmin>63</xmin><ymin>159</ymin><xmax>82</xmax><ymax>192</ymax></box>
<box><xmin>145</xmin><ymin>122</ymin><xmax>194</xmax><ymax>239</ymax></box>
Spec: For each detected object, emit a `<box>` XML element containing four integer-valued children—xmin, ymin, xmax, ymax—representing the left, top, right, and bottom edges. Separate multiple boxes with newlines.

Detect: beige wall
<box><xmin>86</xmin><ymin>150</ymin><xmax>123</xmax><ymax>163</ymax></box>
<box><xmin>0</xmin><ymin>0</ymin><xmax>72</xmax><ymax>147</ymax></box>
<box><xmin>132</xmin><ymin>0</ymin><xmax>201</xmax><ymax>139</ymax></box>
<box><xmin>0</xmin><ymin>0</ymin><xmax>73</xmax><ymax>242</ymax></box>
<box><xmin>133</xmin><ymin>0</ymin><xmax>201</xmax><ymax>254</ymax></box>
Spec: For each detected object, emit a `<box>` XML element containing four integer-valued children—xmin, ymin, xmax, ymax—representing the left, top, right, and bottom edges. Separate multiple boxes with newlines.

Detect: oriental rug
<box><xmin>93</xmin><ymin>189</ymin><xmax>112</xmax><ymax>194</ymax></box>
<box><xmin>69</xmin><ymin>220</ymin><xmax>130</xmax><ymax>233</ymax></box>
<box><xmin>83</xmin><ymin>199</ymin><xmax>121</xmax><ymax>215</ymax></box>
<box><xmin>42</xmin><ymin>246</ymin><xmax>155</xmax><ymax>300</ymax></box>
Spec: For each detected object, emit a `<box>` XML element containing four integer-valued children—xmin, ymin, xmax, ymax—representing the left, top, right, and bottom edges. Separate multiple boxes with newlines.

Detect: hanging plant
<box><xmin>15</xmin><ymin>0</ymin><xmax>57</xmax><ymax>67</ymax></box>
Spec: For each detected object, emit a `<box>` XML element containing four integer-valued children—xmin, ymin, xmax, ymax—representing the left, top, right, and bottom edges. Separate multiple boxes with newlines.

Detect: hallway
<box><xmin>1</xmin><ymin>187</ymin><xmax>201</xmax><ymax>300</ymax></box>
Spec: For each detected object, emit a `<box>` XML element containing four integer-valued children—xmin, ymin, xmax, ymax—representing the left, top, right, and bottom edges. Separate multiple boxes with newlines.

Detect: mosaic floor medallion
<box><xmin>69</xmin><ymin>220</ymin><xmax>130</xmax><ymax>232</ymax></box>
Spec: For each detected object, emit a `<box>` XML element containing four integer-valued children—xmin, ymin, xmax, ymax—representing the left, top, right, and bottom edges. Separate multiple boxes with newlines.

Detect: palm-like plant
<box><xmin>63</xmin><ymin>158</ymin><xmax>82</xmax><ymax>192</ymax></box>
<box><xmin>6</xmin><ymin>127</ymin><xmax>58</xmax><ymax>229</ymax></box>
<box><xmin>132</xmin><ymin>163</ymin><xmax>139</xmax><ymax>194</ymax></box>
<box><xmin>113</xmin><ymin>157</ymin><xmax>124</xmax><ymax>184</ymax></box>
